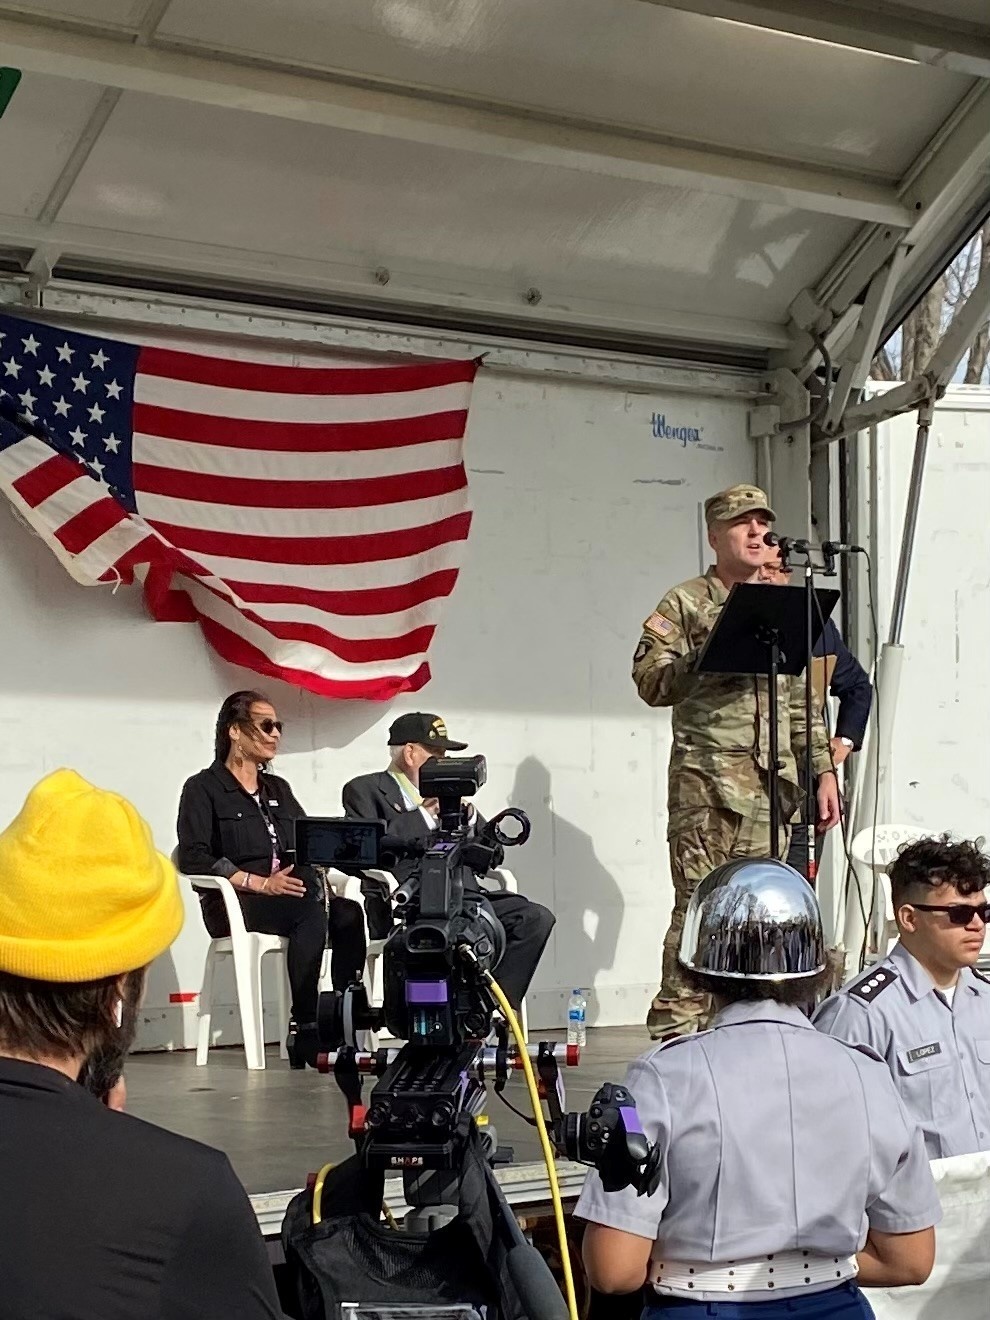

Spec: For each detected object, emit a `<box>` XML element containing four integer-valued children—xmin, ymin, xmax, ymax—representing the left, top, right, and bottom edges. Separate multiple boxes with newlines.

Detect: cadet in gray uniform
<box><xmin>815</xmin><ymin>834</ymin><xmax>990</xmax><ymax>1159</ymax></box>
<box><xmin>576</xmin><ymin>858</ymin><xmax>940</xmax><ymax>1319</ymax></box>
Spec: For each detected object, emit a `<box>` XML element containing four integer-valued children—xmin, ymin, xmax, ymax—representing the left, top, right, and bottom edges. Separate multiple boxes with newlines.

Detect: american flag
<box><xmin>0</xmin><ymin>313</ymin><xmax>477</xmax><ymax>699</ymax></box>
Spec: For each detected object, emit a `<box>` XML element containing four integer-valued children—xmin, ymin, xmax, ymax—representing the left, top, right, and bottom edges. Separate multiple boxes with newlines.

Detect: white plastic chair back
<box><xmin>849</xmin><ymin>824</ymin><xmax>934</xmax><ymax>962</ymax></box>
<box><xmin>324</xmin><ymin>867</ymin><xmax>398</xmax><ymax>1049</ymax></box>
<box><xmin>174</xmin><ymin>855</ymin><xmax>290</xmax><ymax>1071</ymax></box>
<box><xmin>478</xmin><ymin>866</ymin><xmax>529</xmax><ymax>1043</ymax></box>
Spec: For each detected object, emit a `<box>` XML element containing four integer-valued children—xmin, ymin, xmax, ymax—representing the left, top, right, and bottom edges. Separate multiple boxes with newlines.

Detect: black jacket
<box><xmin>177</xmin><ymin>761</ymin><xmax>319</xmax><ymax>894</ymax></box>
<box><xmin>815</xmin><ymin>618</ymin><xmax>873</xmax><ymax>749</ymax></box>
<box><xmin>341</xmin><ymin>771</ymin><xmax>485</xmax><ymax>882</ymax></box>
<box><xmin>0</xmin><ymin>1058</ymin><xmax>281</xmax><ymax>1319</ymax></box>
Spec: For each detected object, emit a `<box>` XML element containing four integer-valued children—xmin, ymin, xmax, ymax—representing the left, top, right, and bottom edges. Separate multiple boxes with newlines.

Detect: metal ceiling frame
<box><xmin>637</xmin><ymin>0</ymin><xmax>990</xmax><ymax>81</ymax></box>
<box><xmin>0</xmin><ymin>13</ymin><xmax>911</xmax><ymax>226</ymax></box>
<box><xmin>0</xmin><ymin>0</ymin><xmax>984</xmax><ymax>398</ymax></box>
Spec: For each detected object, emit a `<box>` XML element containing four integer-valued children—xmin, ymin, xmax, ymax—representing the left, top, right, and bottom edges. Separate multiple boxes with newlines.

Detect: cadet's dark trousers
<box><xmin>644</xmin><ymin>1281</ymin><xmax>874</xmax><ymax>1317</ymax></box>
<box><xmin>649</xmin><ymin>810</ymin><xmax>791</xmax><ymax>1040</ymax></box>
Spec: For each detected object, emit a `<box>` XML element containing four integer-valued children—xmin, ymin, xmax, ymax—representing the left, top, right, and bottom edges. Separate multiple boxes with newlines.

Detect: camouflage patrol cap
<box><xmin>704</xmin><ymin>484</ymin><xmax>776</xmax><ymax>526</ymax></box>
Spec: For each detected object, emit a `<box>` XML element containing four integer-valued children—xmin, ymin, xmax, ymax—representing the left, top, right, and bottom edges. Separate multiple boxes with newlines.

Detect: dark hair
<box><xmin>214</xmin><ymin>689</ymin><xmax>273</xmax><ymax>764</ymax></box>
<box><xmin>0</xmin><ymin>968</ymin><xmax>145</xmax><ymax>1086</ymax></box>
<box><xmin>682</xmin><ymin>965</ymin><xmax>833</xmax><ymax>1006</ymax></box>
<box><xmin>889</xmin><ymin>834</ymin><xmax>990</xmax><ymax>909</ymax></box>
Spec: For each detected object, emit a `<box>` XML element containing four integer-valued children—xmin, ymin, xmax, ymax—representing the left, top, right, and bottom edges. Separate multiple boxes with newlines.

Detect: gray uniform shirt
<box><xmin>574</xmin><ymin>1000</ymin><xmax>939</xmax><ymax>1259</ymax></box>
<box><xmin>813</xmin><ymin>941</ymin><xmax>990</xmax><ymax>1159</ymax></box>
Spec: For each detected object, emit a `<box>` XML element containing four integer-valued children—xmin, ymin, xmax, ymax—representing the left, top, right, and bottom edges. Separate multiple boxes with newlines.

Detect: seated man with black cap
<box><xmin>342</xmin><ymin>712</ymin><xmax>555</xmax><ymax>1010</ymax></box>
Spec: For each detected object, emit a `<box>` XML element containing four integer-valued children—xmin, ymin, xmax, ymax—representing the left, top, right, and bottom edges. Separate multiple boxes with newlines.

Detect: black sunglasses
<box><xmin>910</xmin><ymin>901</ymin><xmax>990</xmax><ymax>926</ymax></box>
<box><xmin>251</xmin><ymin>718</ymin><xmax>283</xmax><ymax>736</ymax></box>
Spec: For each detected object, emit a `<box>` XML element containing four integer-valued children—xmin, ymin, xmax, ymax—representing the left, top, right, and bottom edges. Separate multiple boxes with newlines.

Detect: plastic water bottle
<box><xmin>566</xmin><ymin>989</ymin><xmax>587</xmax><ymax>1047</ymax></box>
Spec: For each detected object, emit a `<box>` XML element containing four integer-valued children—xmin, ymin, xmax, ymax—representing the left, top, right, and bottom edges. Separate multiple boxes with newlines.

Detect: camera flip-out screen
<box><xmin>295</xmin><ymin>817</ymin><xmax>384</xmax><ymax>871</ymax></box>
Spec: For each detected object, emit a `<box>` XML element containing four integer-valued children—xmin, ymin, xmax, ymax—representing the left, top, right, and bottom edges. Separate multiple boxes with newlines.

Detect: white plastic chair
<box><xmin>325</xmin><ymin>867</ymin><xmax>398</xmax><ymax>1049</ymax></box>
<box><xmin>480</xmin><ymin>866</ymin><xmax>530</xmax><ymax>1044</ymax></box>
<box><xmin>183</xmin><ymin>872</ymin><xmax>291</xmax><ymax>1071</ymax></box>
<box><xmin>850</xmin><ymin>824</ymin><xmax>933</xmax><ymax>960</ymax></box>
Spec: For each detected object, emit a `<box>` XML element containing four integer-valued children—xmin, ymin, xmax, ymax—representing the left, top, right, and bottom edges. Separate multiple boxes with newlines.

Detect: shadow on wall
<box><xmin>506</xmin><ymin>756</ymin><xmax>624</xmax><ymax>1023</ymax></box>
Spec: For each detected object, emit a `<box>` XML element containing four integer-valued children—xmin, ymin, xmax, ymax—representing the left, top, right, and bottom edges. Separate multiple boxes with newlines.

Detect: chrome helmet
<box><xmin>678</xmin><ymin>857</ymin><xmax>825</xmax><ymax>980</ymax></box>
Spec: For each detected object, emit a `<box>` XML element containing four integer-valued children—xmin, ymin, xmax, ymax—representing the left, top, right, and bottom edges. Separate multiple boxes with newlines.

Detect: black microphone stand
<box><xmin>793</xmin><ymin>544</ymin><xmax>838</xmax><ymax>883</ymax></box>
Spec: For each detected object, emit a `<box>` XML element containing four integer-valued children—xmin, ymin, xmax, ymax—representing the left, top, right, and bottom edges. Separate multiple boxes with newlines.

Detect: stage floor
<box><xmin>124</xmin><ymin>1026</ymin><xmax>647</xmax><ymax>1198</ymax></box>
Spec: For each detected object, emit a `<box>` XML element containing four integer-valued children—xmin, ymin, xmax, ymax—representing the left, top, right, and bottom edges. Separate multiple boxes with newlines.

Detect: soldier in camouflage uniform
<box><xmin>634</xmin><ymin>484</ymin><xmax>840</xmax><ymax>1039</ymax></box>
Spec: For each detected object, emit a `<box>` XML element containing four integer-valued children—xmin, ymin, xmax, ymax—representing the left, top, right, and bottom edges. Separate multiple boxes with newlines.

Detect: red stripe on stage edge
<box><xmin>137</xmin><ymin>346</ymin><xmax>478</xmax><ymax>396</ymax></box>
<box><xmin>169</xmin><ymin>992</ymin><xmax>198</xmax><ymax>1004</ymax></box>
<box><xmin>132</xmin><ymin>404</ymin><xmax>470</xmax><ymax>453</ymax></box>
<box><xmin>11</xmin><ymin>452</ymin><xmax>84</xmax><ymax>508</ymax></box>
<box><xmin>55</xmin><ymin>494</ymin><xmax>129</xmax><ymax>555</ymax></box>
<box><xmin>133</xmin><ymin>462</ymin><xmax>467</xmax><ymax>511</ymax></box>
<box><xmin>146</xmin><ymin>510</ymin><xmax>473</xmax><ymax>566</ymax></box>
<box><xmin>194</xmin><ymin>614</ymin><xmax>432</xmax><ymax>701</ymax></box>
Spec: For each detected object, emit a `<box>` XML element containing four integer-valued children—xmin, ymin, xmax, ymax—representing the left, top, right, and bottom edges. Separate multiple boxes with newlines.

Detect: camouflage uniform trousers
<box><xmin>647</xmin><ymin>810</ymin><xmax>791</xmax><ymax>1040</ymax></box>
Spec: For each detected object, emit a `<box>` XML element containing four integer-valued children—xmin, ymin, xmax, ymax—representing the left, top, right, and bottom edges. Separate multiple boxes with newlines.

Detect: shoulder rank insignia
<box><xmin>972</xmin><ymin>967</ymin><xmax>990</xmax><ymax>987</ymax></box>
<box><xmin>849</xmin><ymin>966</ymin><xmax>898</xmax><ymax>1004</ymax></box>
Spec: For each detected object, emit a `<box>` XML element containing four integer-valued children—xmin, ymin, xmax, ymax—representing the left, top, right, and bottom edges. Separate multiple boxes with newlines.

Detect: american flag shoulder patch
<box><xmin>644</xmin><ymin>611</ymin><xmax>675</xmax><ymax>638</ymax></box>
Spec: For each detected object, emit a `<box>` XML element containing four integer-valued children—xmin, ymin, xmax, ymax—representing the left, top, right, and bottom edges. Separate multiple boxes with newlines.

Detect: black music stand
<box><xmin>695</xmin><ymin>582</ymin><xmax>839</xmax><ymax>866</ymax></box>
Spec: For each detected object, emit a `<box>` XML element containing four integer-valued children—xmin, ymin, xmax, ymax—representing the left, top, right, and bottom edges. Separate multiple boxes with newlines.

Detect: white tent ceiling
<box><xmin>0</xmin><ymin>0</ymin><xmax>987</xmax><ymax>365</ymax></box>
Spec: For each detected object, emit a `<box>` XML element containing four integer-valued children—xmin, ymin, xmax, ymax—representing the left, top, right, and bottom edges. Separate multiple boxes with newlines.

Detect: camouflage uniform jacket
<box><xmin>633</xmin><ymin>566</ymin><xmax>832</xmax><ymax>838</ymax></box>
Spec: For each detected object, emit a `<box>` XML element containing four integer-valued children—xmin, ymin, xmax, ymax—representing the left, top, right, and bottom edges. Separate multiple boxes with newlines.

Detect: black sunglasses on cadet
<box><xmin>910</xmin><ymin>901</ymin><xmax>990</xmax><ymax>926</ymax></box>
<box><xmin>251</xmin><ymin>718</ymin><xmax>283</xmax><ymax>736</ymax></box>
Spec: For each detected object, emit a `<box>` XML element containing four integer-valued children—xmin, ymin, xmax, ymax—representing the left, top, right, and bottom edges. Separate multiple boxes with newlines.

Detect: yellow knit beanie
<box><xmin>0</xmin><ymin>768</ymin><xmax>184</xmax><ymax>982</ymax></box>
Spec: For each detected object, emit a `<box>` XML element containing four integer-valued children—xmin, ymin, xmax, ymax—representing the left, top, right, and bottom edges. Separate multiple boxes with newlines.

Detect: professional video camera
<box><xmin>294</xmin><ymin>754</ymin><xmax>661</xmax><ymax>1200</ymax></box>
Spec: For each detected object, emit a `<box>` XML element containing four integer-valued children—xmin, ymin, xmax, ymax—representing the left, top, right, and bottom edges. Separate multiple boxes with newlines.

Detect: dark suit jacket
<box><xmin>341</xmin><ymin>771</ymin><xmax>485</xmax><ymax>882</ymax></box>
<box><xmin>814</xmin><ymin>618</ymin><xmax>873</xmax><ymax>749</ymax></box>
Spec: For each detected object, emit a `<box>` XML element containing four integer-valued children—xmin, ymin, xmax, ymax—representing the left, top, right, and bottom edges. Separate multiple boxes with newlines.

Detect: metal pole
<box><xmin>768</xmin><ymin>634</ymin><xmax>782</xmax><ymax>859</ymax></box>
<box><xmin>803</xmin><ymin>558</ymin><xmax>816</xmax><ymax>882</ymax></box>
<box><xmin>888</xmin><ymin>397</ymin><xmax>935</xmax><ymax>646</ymax></box>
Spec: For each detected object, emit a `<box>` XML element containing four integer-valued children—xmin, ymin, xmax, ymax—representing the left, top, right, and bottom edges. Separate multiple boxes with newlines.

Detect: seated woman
<box><xmin>578</xmin><ymin>858</ymin><xmax>940</xmax><ymax>1320</ymax></box>
<box><xmin>177</xmin><ymin>689</ymin><xmax>365</xmax><ymax>1067</ymax></box>
<box><xmin>0</xmin><ymin>768</ymin><xmax>282</xmax><ymax>1318</ymax></box>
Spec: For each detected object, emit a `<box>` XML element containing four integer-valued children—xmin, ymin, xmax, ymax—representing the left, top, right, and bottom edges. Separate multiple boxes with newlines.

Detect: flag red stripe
<box><xmin>134</xmin><ymin>462</ymin><xmax>466</xmax><ymax>510</ymax></box>
<box><xmin>138</xmin><ymin>346</ymin><xmax>477</xmax><ymax>395</ymax></box>
<box><xmin>225</xmin><ymin>569</ymin><xmax>458</xmax><ymax>616</ymax></box>
<box><xmin>55</xmin><ymin>495</ymin><xmax>129</xmax><ymax>555</ymax></box>
<box><xmin>98</xmin><ymin>533</ymin><xmax>162</xmax><ymax>585</ymax></box>
<box><xmin>191</xmin><ymin>614</ymin><xmax>432</xmax><ymax>701</ymax></box>
<box><xmin>194</xmin><ymin>582</ymin><xmax>435</xmax><ymax>662</ymax></box>
<box><xmin>11</xmin><ymin>452</ymin><xmax>83</xmax><ymax>509</ymax></box>
<box><xmin>146</xmin><ymin>510</ymin><xmax>472</xmax><ymax>565</ymax></box>
<box><xmin>132</xmin><ymin>403</ymin><xmax>469</xmax><ymax>453</ymax></box>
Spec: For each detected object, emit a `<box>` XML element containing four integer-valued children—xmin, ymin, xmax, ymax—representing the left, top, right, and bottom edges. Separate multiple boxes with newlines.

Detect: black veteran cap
<box><xmin>387</xmin><ymin>712</ymin><xmax>468</xmax><ymax>752</ymax></box>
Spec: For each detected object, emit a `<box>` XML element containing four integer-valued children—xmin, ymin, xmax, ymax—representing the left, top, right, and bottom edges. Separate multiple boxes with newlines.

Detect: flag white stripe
<box><xmin>133</xmin><ymin>374</ymin><xmax>473</xmax><ymax>424</ymax></box>
<box><xmin>206</xmin><ymin>588</ymin><xmax>442</xmax><ymax>640</ymax></box>
<box><xmin>137</xmin><ymin>486</ymin><xmax>469</xmax><ymax>538</ymax></box>
<box><xmin>1</xmin><ymin>437</ymin><xmax>152</xmax><ymax>584</ymax></box>
<box><xmin>132</xmin><ymin>433</ymin><xmax>464</xmax><ymax>481</ymax></box>
<box><xmin>184</xmin><ymin>577</ymin><xmax>429</xmax><ymax>681</ymax></box>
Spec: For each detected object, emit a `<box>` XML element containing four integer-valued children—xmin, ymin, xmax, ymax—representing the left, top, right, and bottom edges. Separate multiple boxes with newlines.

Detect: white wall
<box><xmin>865</xmin><ymin>388</ymin><xmax>990</xmax><ymax>835</ymax></box>
<box><xmin>0</xmin><ymin>333</ymin><xmax>757</xmax><ymax>1047</ymax></box>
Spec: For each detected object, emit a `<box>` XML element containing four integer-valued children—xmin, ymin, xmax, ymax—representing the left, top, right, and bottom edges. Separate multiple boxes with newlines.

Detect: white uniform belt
<box><xmin>651</xmin><ymin>1250</ymin><xmax>858</xmax><ymax>1300</ymax></box>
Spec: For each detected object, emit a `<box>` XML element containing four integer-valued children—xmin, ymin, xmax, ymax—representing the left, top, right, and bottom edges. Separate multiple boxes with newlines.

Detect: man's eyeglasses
<box><xmin>251</xmin><ymin>718</ymin><xmax>283</xmax><ymax>736</ymax></box>
<box><xmin>910</xmin><ymin>901</ymin><xmax>990</xmax><ymax>926</ymax></box>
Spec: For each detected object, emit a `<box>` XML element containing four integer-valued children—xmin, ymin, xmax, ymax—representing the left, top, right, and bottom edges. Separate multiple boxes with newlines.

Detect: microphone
<box><xmin>763</xmin><ymin>531</ymin><xmax>862</xmax><ymax>556</ymax></box>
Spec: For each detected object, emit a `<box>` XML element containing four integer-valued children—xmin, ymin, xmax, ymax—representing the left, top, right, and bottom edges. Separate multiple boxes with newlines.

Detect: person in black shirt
<box><xmin>342</xmin><ymin>712</ymin><xmax>555</xmax><ymax>1009</ymax></box>
<box><xmin>760</xmin><ymin>549</ymin><xmax>873</xmax><ymax>871</ymax></box>
<box><xmin>177</xmin><ymin>690</ymin><xmax>366</xmax><ymax>1066</ymax></box>
<box><xmin>0</xmin><ymin>768</ymin><xmax>282</xmax><ymax>1320</ymax></box>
